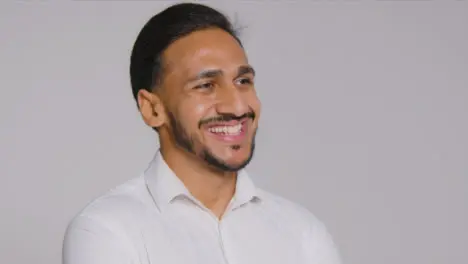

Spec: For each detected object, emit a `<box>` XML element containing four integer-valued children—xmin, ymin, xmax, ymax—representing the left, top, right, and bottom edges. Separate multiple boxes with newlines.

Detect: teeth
<box><xmin>208</xmin><ymin>124</ymin><xmax>242</xmax><ymax>135</ymax></box>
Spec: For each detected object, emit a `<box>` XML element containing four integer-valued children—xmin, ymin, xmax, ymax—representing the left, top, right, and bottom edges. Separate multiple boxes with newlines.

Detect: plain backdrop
<box><xmin>1</xmin><ymin>1</ymin><xmax>467</xmax><ymax>264</ymax></box>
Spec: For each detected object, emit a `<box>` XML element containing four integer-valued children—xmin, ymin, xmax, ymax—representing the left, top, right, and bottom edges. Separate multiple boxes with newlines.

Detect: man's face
<box><xmin>158</xmin><ymin>28</ymin><xmax>261</xmax><ymax>172</ymax></box>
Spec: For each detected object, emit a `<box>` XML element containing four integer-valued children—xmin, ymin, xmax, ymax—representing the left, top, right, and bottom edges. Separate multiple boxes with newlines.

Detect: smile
<box><xmin>205</xmin><ymin>120</ymin><xmax>248</xmax><ymax>143</ymax></box>
<box><xmin>208</xmin><ymin>123</ymin><xmax>242</xmax><ymax>135</ymax></box>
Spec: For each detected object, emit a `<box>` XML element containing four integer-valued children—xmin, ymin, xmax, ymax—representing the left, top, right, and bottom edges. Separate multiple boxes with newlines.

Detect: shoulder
<box><xmin>63</xmin><ymin>176</ymin><xmax>151</xmax><ymax>263</ymax></box>
<box><xmin>66</xmin><ymin>175</ymin><xmax>152</xmax><ymax>232</ymax></box>
<box><xmin>256</xmin><ymin>188</ymin><xmax>328</xmax><ymax>232</ymax></box>
<box><xmin>256</xmin><ymin>189</ymin><xmax>342</xmax><ymax>263</ymax></box>
<box><xmin>257</xmin><ymin>189</ymin><xmax>321</xmax><ymax>221</ymax></box>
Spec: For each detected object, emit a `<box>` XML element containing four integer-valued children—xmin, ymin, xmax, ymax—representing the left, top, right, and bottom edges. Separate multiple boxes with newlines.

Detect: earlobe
<box><xmin>137</xmin><ymin>89</ymin><xmax>166</xmax><ymax>129</ymax></box>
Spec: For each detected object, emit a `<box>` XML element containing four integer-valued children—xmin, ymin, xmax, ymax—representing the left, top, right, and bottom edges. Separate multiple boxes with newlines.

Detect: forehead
<box><xmin>162</xmin><ymin>28</ymin><xmax>248</xmax><ymax>78</ymax></box>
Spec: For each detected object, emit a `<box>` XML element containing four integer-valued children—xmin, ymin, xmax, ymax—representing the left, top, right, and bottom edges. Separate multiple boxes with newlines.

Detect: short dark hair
<box><xmin>129</xmin><ymin>2</ymin><xmax>242</xmax><ymax>103</ymax></box>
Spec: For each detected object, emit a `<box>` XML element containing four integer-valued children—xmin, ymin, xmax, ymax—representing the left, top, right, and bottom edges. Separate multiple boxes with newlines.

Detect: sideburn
<box><xmin>168</xmin><ymin>111</ymin><xmax>196</xmax><ymax>154</ymax></box>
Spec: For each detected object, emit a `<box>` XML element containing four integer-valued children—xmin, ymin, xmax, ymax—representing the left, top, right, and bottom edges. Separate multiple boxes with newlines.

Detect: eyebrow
<box><xmin>188</xmin><ymin>65</ymin><xmax>256</xmax><ymax>82</ymax></box>
<box><xmin>238</xmin><ymin>65</ymin><xmax>256</xmax><ymax>77</ymax></box>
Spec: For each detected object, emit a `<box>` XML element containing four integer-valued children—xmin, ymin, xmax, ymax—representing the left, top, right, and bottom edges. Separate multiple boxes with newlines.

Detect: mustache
<box><xmin>199</xmin><ymin>111</ymin><xmax>256</xmax><ymax>128</ymax></box>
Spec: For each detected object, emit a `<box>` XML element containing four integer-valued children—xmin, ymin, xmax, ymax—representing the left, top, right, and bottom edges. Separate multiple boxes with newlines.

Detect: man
<box><xmin>63</xmin><ymin>3</ymin><xmax>342</xmax><ymax>264</ymax></box>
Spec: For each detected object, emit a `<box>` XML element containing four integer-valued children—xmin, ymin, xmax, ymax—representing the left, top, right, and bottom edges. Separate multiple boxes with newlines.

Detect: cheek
<box><xmin>177</xmin><ymin>100</ymin><xmax>212</xmax><ymax>128</ymax></box>
<box><xmin>194</xmin><ymin>104</ymin><xmax>207</xmax><ymax>114</ymax></box>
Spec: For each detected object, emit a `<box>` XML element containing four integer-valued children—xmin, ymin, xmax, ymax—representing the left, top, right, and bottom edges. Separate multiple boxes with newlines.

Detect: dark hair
<box><xmin>129</xmin><ymin>2</ymin><xmax>242</xmax><ymax>103</ymax></box>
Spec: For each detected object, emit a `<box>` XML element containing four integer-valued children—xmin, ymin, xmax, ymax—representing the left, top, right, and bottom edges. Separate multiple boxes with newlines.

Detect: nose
<box><xmin>215</xmin><ymin>84</ymin><xmax>250</xmax><ymax>117</ymax></box>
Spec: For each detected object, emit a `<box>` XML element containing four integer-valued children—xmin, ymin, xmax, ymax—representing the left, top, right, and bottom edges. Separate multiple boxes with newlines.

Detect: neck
<box><xmin>160</xmin><ymin>143</ymin><xmax>237</xmax><ymax>218</ymax></box>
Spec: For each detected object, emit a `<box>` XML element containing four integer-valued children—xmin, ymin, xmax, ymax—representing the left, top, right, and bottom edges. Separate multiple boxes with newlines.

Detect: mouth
<box><xmin>204</xmin><ymin>119</ymin><xmax>249</xmax><ymax>143</ymax></box>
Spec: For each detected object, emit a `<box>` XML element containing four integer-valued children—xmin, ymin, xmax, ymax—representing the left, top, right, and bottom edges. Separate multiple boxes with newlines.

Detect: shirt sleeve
<box><xmin>303</xmin><ymin>218</ymin><xmax>343</xmax><ymax>264</ymax></box>
<box><xmin>62</xmin><ymin>215</ymin><xmax>133</xmax><ymax>264</ymax></box>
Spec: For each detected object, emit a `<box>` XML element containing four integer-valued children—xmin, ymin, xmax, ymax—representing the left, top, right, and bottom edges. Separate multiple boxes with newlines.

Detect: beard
<box><xmin>168</xmin><ymin>112</ymin><xmax>256</xmax><ymax>172</ymax></box>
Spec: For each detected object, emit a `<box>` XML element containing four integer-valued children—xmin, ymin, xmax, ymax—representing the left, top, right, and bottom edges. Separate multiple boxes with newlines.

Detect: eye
<box><xmin>194</xmin><ymin>82</ymin><xmax>214</xmax><ymax>90</ymax></box>
<box><xmin>236</xmin><ymin>77</ymin><xmax>253</xmax><ymax>86</ymax></box>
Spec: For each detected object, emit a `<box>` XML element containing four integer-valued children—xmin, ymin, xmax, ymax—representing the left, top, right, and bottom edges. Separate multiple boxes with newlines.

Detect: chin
<box><xmin>223</xmin><ymin>159</ymin><xmax>249</xmax><ymax>169</ymax></box>
<box><xmin>201</xmin><ymin>144</ymin><xmax>255</xmax><ymax>172</ymax></box>
<box><xmin>214</xmin><ymin>160</ymin><xmax>250</xmax><ymax>172</ymax></box>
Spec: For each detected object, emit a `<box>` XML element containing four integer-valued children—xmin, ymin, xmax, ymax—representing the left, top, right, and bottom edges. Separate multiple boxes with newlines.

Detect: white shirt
<box><xmin>63</xmin><ymin>151</ymin><xmax>342</xmax><ymax>264</ymax></box>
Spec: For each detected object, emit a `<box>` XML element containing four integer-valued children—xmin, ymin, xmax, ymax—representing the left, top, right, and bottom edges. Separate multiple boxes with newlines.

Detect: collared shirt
<box><xmin>63</xmin><ymin>151</ymin><xmax>342</xmax><ymax>264</ymax></box>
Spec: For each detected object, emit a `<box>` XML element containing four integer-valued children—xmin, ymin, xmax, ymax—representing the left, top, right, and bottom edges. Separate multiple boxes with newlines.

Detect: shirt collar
<box><xmin>230</xmin><ymin>169</ymin><xmax>261</xmax><ymax>210</ymax></box>
<box><xmin>144</xmin><ymin>150</ymin><xmax>261</xmax><ymax>213</ymax></box>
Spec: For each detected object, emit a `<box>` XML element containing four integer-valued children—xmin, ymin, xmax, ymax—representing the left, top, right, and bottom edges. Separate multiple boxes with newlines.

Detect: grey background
<box><xmin>1</xmin><ymin>1</ymin><xmax>467</xmax><ymax>264</ymax></box>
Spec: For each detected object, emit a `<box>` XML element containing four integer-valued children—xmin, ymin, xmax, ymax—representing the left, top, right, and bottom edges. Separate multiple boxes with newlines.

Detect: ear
<box><xmin>137</xmin><ymin>89</ymin><xmax>166</xmax><ymax>129</ymax></box>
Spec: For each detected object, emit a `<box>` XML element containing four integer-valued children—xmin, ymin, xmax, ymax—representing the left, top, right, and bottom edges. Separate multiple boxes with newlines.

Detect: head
<box><xmin>130</xmin><ymin>3</ymin><xmax>261</xmax><ymax>172</ymax></box>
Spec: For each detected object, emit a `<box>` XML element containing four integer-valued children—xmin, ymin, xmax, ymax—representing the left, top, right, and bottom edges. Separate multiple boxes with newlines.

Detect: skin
<box><xmin>137</xmin><ymin>28</ymin><xmax>261</xmax><ymax>218</ymax></box>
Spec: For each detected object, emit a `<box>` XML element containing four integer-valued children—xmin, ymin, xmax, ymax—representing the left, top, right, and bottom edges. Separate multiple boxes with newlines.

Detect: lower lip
<box><xmin>206</xmin><ymin>122</ymin><xmax>248</xmax><ymax>143</ymax></box>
